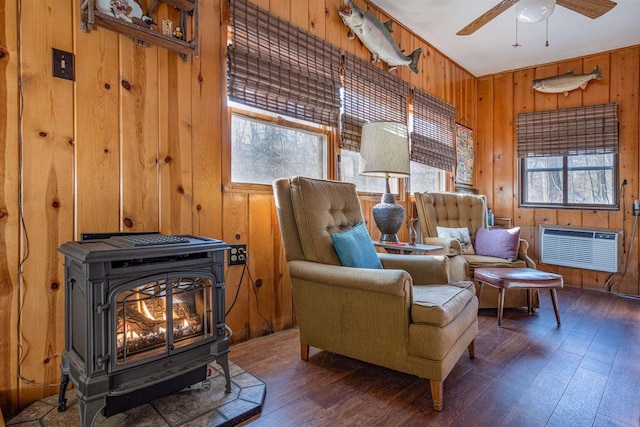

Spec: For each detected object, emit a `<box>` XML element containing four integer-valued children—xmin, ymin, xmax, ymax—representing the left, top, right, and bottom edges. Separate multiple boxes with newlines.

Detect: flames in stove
<box><xmin>116</xmin><ymin>278</ymin><xmax>211</xmax><ymax>364</ymax></box>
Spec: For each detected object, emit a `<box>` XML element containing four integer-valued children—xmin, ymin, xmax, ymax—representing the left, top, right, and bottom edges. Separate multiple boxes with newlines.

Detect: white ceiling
<box><xmin>369</xmin><ymin>0</ymin><xmax>640</xmax><ymax>76</ymax></box>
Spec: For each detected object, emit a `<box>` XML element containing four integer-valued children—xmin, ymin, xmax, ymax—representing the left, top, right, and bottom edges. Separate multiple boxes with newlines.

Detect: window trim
<box><xmin>223</xmin><ymin>107</ymin><xmax>336</xmax><ymax>193</ymax></box>
<box><xmin>518</xmin><ymin>154</ymin><xmax>619</xmax><ymax>210</ymax></box>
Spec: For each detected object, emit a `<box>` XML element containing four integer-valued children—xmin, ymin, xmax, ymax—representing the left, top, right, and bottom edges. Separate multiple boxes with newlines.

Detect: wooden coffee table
<box><xmin>474</xmin><ymin>267</ymin><xmax>563</xmax><ymax>327</ymax></box>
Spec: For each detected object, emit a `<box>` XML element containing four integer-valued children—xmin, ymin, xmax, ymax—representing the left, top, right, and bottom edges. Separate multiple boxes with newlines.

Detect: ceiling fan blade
<box><xmin>557</xmin><ymin>0</ymin><xmax>617</xmax><ymax>19</ymax></box>
<box><xmin>456</xmin><ymin>0</ymin><xmax>518</xmax><ymax>36</ymax></box>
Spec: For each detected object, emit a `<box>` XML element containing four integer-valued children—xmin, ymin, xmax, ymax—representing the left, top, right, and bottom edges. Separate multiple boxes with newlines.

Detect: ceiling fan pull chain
<box><xmin>513</xmin><ymin>16</ymin><xmax>521</xmax><ymax>48</ymax></box>
<box><xmin>545</xmin><ymin>18</ymin><xmax>550</xmax><ymax>47</ymax></box>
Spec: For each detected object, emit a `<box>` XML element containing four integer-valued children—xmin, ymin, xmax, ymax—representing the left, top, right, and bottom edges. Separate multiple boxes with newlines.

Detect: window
<box><xmin>410</xmin><ymin>162</ymin><xmax>444</xmax><ymax>193</ymax></box>
<box><xmin>517</xmin><ymin>103</ymin><xmax>619</xmax><ymax>209</ymax></box>
<box><xmin>521</xmin><ymin>154</ymin><xmax>616</xmax><ymax>206</ymax></box>
<box><xmin>231</xmin><ymin>113</ymin><xmax>327</xmax><ymax>185</ymax></box>
<box><xmin>340</xmin><ymin>149</ymin><xmax>398</xmax><ymax>194</ymax></box>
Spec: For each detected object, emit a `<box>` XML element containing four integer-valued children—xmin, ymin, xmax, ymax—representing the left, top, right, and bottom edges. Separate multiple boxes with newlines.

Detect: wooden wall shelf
<box><xmin>81</xmin><ymin>0</ymin><xmax>198</xmax><ymax>58</ymax></box>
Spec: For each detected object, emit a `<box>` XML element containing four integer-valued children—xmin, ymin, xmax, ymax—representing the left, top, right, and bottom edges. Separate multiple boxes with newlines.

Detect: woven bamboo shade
<box><xmin>410</xmin><ymin>88</ymin><xmax>456</xmax><ymax>171</ymax></box>
<box><xmin>227</xmin><ymin>0</ymin><xmax>341</xmax><ymax>127</ymax></box>
<box><xmin>341</xmin><ymin>53</ymin><xmax>409</xmax><ymax>153</ymax></box>
<box><xmin>517</xmin><ymin>103</ymin><xmax>618</xmax><ymax>158</ymax></box>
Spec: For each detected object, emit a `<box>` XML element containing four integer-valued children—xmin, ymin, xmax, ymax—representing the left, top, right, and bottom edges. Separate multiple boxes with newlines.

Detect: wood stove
<box><xmin>57</xmin><ymin>234</ymin><xmax>231</xmax><ymax>427</ymax></box>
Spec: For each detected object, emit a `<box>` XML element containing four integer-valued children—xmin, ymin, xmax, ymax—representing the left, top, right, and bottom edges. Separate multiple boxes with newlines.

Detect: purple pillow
<box><xmin>474</xmin><ymin>227</ymin><xmax>521</xmax><ymax>262</ymax></box>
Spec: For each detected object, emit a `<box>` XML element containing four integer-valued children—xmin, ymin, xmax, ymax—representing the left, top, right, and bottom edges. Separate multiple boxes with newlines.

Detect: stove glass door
<box><xmin>113</xmin><ymin>273</ymin><xmax>214</xmax><ymax>368</ymax></box>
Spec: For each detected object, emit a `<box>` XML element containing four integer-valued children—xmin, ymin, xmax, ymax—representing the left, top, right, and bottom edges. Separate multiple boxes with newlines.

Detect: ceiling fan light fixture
<box><xmin>516</xmin><ymin>0</ymin><xmax>556</xmax><ymax>23</ymax></box>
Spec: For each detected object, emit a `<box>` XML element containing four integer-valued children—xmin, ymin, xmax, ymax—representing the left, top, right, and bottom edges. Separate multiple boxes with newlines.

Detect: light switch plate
<box><xmin>52</xmin><ymin>48</ymin><xmax>74</xmax><ymax>81</ymax></box>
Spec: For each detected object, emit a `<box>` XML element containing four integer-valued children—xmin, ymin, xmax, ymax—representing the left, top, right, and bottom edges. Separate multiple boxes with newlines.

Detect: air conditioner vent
<box><xmin>540</xmin><ymin>226</ymin><xmax>621</xmax><ymax>273</ymax></box>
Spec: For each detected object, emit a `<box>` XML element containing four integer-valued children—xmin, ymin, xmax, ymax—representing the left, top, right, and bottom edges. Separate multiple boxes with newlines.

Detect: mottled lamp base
<box><xmin>5</xmin><ymin>362</ymin><xmax>265</xmax><ymax>427</ymax></box>
<box><xmin>373</xmin><ymin>193</ymin><xmax>405</xmax><ymax>243</ymax></box>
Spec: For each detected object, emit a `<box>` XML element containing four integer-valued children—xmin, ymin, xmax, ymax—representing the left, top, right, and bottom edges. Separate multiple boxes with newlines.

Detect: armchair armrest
<box><xmin>287</xmin><ymin>260</ymin><xmax>411</xmax><ymax>297</ymax></box>
<box><xmin>421</xmin><ymin>237</ymin><xmax>463</xmax><ymax>256</ymax></box>
<box><xmin>518</xmin><ymin>239</ymin><xmax>536</xmax><ymax>269</ymax></box>
<box><xmin>378</xmin><ymin>254</ymin><xmax>451</xmax><ymax>285</ymax></box>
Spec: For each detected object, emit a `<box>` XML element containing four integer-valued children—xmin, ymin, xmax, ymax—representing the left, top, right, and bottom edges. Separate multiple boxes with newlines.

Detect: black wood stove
<box><xmin>57</xmin><ymin>233</ymin><xmax>231</xmax><ymax>426</ymax></box>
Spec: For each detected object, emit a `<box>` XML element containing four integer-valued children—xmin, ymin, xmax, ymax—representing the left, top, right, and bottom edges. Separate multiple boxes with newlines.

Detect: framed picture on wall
<box><xmin>455</xmin><ymin>123</ymin><xmax>474</xmax><ymax>185</ymax></box>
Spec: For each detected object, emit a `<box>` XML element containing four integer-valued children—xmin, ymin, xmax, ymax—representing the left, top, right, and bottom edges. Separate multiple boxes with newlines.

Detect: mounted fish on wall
<box><xmin>339</xmin><ymin>0</ymin><xmax>423</xmax><ymax>74</ymax></box>
<box><xmin>532</xmin><ymin>66</ymin><xmax>603</xmax><ymax>97</ymax></box>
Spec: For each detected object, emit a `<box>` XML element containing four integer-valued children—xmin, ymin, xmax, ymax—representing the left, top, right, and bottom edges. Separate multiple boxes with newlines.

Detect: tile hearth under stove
<box><xmin>57</xmin><ymin>233</ymin><xmax>231</xmax><ymax>427</ymax></box>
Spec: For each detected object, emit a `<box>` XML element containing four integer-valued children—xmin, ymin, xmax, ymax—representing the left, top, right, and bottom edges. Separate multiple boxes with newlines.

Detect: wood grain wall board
<box><xmin>271</xmin><ymin>0</ymin><xmax>291</xmax><ymax>21</ymax></box>
<box><xmin>308</xmin><ymin>0</ymin><xmax>326</xmax><ymax>38</ymax></box>
<box><xmin>270</xmin><ymin>197</ymin><xmax>293</xmax><ymax>331</ymax></box>
<box><xmin>424</xmin><ymin>46</ymin><xmax>437</xmax><ymax>95</ymax></box>
<box><xmin>191</xmin><ymin>0</ymin><xmax>223</xmax><ymax>238</ymax></box>
<box><xmin>490</xmin><ymin>73</ymin><xmax>515</xmax><ymax>219</ymax></box>
<box><xmin>290</xmin><ymin>0</ymin><xmax>309</xmax><ymax>29</ymax></box>
<box><xmin>0</xmin><ymin>0</ymin><xmax>20</xmax><ymax>414</ymax></box>
<box><xmin>158</xmin><ymin>51</ymin><xmax>193</xmax><ymax>234</ymax></box>
<box><xmin>120</xmin><ymin>39</ymin><xmax>160</xmax><ymax>232</ymax></box>
<box><xmin>18</xmin><ymin>0</ymin><xmax>75</xmax><ymax>405</ymax></box>
<box><xmin>248</xmin><ymin>193</ymin><xmax>277</xmax><ymax>338</ymax></box>
<box><xmin>324</xmin><ymin>0</ymin><xmax>343</xmax><ymax>51</ymax></box>
<box><xmin>253</xmin><ymin>0</ymin><xmax>270</xmax><ymax>11</ymax></box>
<box><xmin>583</xmin><ymin>53</ymin><xmax>611</xmax><ymax>105</ymax></box>
<box><xmin>75</xmin><ymin>28</ymin><xmax>121</xmax><ymax>234</ymax></box>
<box><xmin>476</xmin><ymin>76</ymin><xmax>494</xmax><ymax>199</ymax></box>
<box><xmin>223</xmin><ymin>192</ymin><xmax>251</xmax><ymax>344</ymax></box>
<box><xmin>433</xmin><ymin>50</ymin><xmax>447</xmax><ymax>101</ymax></box>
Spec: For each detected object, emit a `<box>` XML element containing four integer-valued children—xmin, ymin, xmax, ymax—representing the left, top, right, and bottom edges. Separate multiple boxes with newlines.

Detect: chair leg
<box><xmin>468</xmin><ymin>339</ymin><xmax>475</xmax><ymax>359</ymax></box>
<box><xmin>430</xmin><ymin>380</ymin><xmax>443</xmax><ymax>412</ymax></box>
<box><xmin>526</xmin><ymin>289</ymin><xmax>533</xmax><ymax>314</ymax></box>
<box><xmin>550</xmin><ymin>289</ymin><xmax>561</xmax><ymax>327</ymax></box>
<box><xmin>497</xmin><ymin>288</ymin><xmax>505</xmax><ymax>327</ymax></box>
<box><xmin>300</xmin><ymin>344</ymin><xmax>309</xmax><ymax>360</ymax></box>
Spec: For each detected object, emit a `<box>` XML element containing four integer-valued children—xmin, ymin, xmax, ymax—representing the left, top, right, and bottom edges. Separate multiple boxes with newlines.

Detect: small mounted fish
<box><xmin>532</xmin><ymin>66</ymin><xmax>603</xmax><ymax>97</ymax></box>
<box><xmin>338</xmin><ymin>0</ymin><xmax>423</xmax><ymax>74</ymax></box>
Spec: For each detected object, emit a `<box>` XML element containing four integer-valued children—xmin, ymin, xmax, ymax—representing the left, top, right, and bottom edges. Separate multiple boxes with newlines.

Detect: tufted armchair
<box><xmin>414</xmin><ymin>191</ymin><xmax>537</xmax><ymax>309</ymax></box>
<box><xmin>273</xmin><ymin>176</ymin><xmax>478</xmax><ymax>411</ymax></box>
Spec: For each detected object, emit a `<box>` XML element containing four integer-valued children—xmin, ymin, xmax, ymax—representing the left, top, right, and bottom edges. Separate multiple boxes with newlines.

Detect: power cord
<box><xmin>225</xmin><ymin>253</ymin><xmax>275</xmax><ymax>333</ymax></box>
<box><xmin>604</xmin><ymin>199</ymin><xmax>640</xmax><ymax>301</ymax></box>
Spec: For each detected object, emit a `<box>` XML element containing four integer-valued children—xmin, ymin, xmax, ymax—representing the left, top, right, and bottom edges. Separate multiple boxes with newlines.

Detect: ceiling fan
<box><xmin>457</xmin><ymin>0</ymin><xmax>617</xmax><ymax>36</ymax></box>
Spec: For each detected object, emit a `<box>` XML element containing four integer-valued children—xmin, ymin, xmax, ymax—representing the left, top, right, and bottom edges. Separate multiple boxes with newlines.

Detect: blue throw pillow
<box><xmin>331</xmin><ymin>221</ymin><xmax>383</xmax><ymax>269</ymax></box>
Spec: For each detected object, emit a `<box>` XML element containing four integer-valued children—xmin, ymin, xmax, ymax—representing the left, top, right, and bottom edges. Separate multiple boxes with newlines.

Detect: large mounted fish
<box><xmin>532</xmin><ymin>66</ymin><xmax>603</xmax><ymax>97</ymax></box>
<box><xmin>338</xmin><ymin>0</ymin><xmax>423</xmax><ymax>74</ymax></box>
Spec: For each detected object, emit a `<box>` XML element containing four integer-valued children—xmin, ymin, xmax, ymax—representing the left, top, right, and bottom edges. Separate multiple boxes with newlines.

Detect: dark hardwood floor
<box><xmin>229</xmin><ymin>286</ymin><xmax>640</xmax><ymax>427</ymax></box>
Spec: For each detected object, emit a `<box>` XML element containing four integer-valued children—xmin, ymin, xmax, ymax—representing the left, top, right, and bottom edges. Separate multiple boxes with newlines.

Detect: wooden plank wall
<box><xmin>0</xmin><ymin>0</ymin><xmax>476</xmax><ymax>414</ymax></box>
<box><xmin>476</xmin><ymin>46</ymin><xmax>640</xmax><ymax>296</ymax></box>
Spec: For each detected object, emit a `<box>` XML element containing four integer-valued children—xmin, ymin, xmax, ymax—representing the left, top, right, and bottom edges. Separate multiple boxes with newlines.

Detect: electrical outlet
<box><xmin>228</xmin><ymin>244</ymin><xmax>247</xmax><ymax>265</ymax></box>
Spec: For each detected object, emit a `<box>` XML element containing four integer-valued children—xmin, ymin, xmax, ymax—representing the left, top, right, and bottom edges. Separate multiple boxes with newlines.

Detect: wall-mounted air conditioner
<box><xmin>540</xmin><ymin>225</ymin><xmax>622</xmax><ymax>273</ymax></box>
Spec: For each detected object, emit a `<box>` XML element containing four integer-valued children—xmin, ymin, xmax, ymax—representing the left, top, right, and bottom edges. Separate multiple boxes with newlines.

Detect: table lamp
<box><xmin>359</xmin><ymin>121</ymin><xmax>410</xmax><ymax>243</ymax></box>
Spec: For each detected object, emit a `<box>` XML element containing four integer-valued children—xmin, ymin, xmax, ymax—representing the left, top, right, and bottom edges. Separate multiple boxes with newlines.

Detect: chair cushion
<box><xmin>465</xmin><ymin>254</ymin><xmax>527</xmax><ymax>270</ymax></box>
<box><xmin>411</xmin><ymin>281</ymin><xmax>475</xmax><ymax>327</ymax></box>
<box><xmin>474</xmin><ymin>227</ymin><xmax>521</xmax><ymax>261</ymax></box>
<box><xmin>436</xmin><ymin>226</ymin><xmax>475</xmax><ymax>254</ymax></box>
<box><xmin>332</xmin><ymin>221</ymin><xmax>383</xmax><ymax>269</ymax></box>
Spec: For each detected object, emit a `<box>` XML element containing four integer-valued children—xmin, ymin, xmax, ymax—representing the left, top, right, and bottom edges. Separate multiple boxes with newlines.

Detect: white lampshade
<box><xmin>359</xmin><ymin>121</ymin><xmax>410</xmax><ymax>178</ymax></box>
<box><xmin>516</xmin><ymin>0</ymin><xmax>556</xmax><ymax>23</ymax></box>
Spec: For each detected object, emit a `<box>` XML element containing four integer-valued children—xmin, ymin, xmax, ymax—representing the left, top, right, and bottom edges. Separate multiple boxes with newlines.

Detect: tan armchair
<box><xmin>273</xmin><ymin>176</ymin><xmax>478</xmax><ymax>411</ymax></box>
<box><xmin>414</xmin><ymin>191</ymin><xmax>537</xmax><ymax>309</ymax></box>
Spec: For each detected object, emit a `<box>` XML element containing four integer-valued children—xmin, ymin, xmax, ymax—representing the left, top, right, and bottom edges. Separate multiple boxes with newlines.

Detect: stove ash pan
<box><xmin>57</xmin><ymin>234</ymin><xmax>232</xmax><ymax>427</ymax></box>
